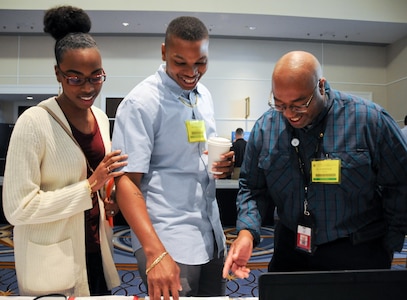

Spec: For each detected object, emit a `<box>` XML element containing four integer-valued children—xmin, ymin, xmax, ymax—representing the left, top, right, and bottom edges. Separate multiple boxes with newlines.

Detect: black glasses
<box><xmin>270</xmin><ymin>80</ymin><xmax>320</xmax><ymax>113</ymax></box>
<box><xmin>57</xmin><ymin>66</ymin><xmax>106</xmax><ymax>86</ymax></box>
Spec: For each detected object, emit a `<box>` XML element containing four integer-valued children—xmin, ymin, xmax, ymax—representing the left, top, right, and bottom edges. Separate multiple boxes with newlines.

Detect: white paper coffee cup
<box><xmin>207</xmin><ymin>136</ymin><xmax>232</xmax><ymax>174</ymax></box>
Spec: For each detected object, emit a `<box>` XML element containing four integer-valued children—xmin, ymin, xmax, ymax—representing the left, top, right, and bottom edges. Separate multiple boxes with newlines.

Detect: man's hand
<box><xmin>147</xmin><ymin>253</ymin><xmax>182</xmax><ymax>300</ymax></box>
<box><xmin>213</xmin><ymin>150</ymin><xmax>234</xmax><ymax>179</ymax></box>
<box><xmin>222</xmin><ymin>229</ymin><xmax>254</xmax><ymax>279</ymax></box>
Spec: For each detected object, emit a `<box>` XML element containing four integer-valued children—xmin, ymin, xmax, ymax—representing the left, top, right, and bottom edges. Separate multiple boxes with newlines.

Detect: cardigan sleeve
<box><xmin>3</xmin><ymin>106</ymin><xmax>92</xmax><ymax>225</ymax></box>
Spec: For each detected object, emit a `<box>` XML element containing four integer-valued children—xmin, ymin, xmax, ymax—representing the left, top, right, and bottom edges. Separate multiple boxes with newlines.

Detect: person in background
<box><xmin>401</xmin><ymin>115</ymin><xmax>407</xmax><ymax>141</ymax></box>
<box><xmin>223</xmin><ymin>50</ymin><xmax>407</xmax><ymax>279</ymax></box>
<box><xmin>2</xmin><ymin>5</ymin><xmax>127</xmax><ymax>296</ymax></box>
<box><xmin>112</xmin><ymin>16</ymin><xmax>233</xmax><ymax>300</ymax></box>
<box><xmin>231</xmin><ymin>127</ymin><xmax>247</xmax><ymax>179</ymax></box>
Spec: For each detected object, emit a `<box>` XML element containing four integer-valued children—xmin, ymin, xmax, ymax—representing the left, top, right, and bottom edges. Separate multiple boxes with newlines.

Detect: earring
<box><xmin>58</xmin><ymin>83</ymin><xmax>62</xmax><ymax>96</ymax></box>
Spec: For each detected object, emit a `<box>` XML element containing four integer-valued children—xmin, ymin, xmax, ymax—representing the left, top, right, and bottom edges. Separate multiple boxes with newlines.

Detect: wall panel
<box><xmin>0</xmin><ymin>35</ymin><xmax>397</xmax><ymax>135</ymax></box>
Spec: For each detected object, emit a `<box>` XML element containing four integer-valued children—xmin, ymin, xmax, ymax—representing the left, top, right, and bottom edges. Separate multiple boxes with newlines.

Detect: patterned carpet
<box><xmin>0</xmin><ymin>224</ymin><xmax>406</xmax><ymax>297</ymax></box>
<box><xmin>0</xmin><ymin>224</ymin><xmax>274</xmax><ymax>297</ymax></box>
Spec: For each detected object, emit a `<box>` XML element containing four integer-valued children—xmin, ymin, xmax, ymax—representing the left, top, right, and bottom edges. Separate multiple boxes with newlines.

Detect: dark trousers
<box><xmin>135</xmin><ymin>246</ymin><xmax>226</xmax><ymax>297</ymax></box>
<box><xmin>86</xmin><ymin>251</ymin><xmax>109</xmax><ymax>295</ymax></box>
<box><xmin>268</xmin><ymin>222</ymin><xmax>392</xmax><ymax>272</ymax></box>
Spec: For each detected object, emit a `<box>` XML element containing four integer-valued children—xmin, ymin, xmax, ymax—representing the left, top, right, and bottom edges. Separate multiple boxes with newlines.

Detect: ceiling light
<box><xmin>246</xmin><ymin>26</ymin><xmax>256</xmax><ymax>30</ymax></box>
<box><xmin>26</xmin><ymin>96</ymin><xmax>33</xmax><ymax>100</ymax></box>
<box><xmin>122</xmin><ymin>22</ymin><xmax>129</xmax><ymax>27</ymax></box>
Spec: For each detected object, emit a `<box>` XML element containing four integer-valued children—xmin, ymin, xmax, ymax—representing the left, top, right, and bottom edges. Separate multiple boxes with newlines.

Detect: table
<box><xmin>216</xmin><ymin>180</ymin><xmax>239</xmax><ymax>226</ymax></box>
<box><xmin>2</xmin><ymin>297</ymin><xmax>258</xmax><ymax>300</ymax></box>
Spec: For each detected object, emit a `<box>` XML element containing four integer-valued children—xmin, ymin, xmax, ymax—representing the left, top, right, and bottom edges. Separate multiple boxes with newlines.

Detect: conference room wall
<box><xmin>386</xmin><ymin>36</ymin><xmax>407</xmax><ymax>126</ymax></box>
<box><xmin>0</xmin><ymin>34</ymin><xmax>396</xmax><ymax>137</ymax></box>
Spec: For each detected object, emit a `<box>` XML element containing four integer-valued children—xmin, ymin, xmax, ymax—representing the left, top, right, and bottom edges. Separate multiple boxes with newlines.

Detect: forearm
<box><xmin>115</xmin><ymin>174</ymin><xmax>166</xmax><ymax>258</ymax></box>
<box><xmin>236</xmin><ymin>179</ymin><xmax>265</xmax><ymax>246</ymax></box>
<box><xmin>4</xmin><ymin>179</ymin><xmax>92</xmax><ymax>225</ymax></box>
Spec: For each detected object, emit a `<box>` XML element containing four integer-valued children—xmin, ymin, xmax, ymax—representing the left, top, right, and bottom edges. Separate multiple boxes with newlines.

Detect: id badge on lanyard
<box><xmin>311</xmin><ymin>158</ymin><xmax>341</xmax><ymax>183</ymax></box>
<box><xmin>185</xmin><ymin>119</ymin><xmax>207</xmax><ymax>143</ymax></box>
<box><xmin>296</xmin><ymin>159</ymin><xmax>340</xmax><ymax>254</ymax></box>
<box><xmin>292</xmin><ymin>105</ymin><xmax>337</xmax><ymax>254</ymax></box>
<box><xmin>296</xmin><ymin>194</ymin><xmax>317</xmax><ymax>254</ymax></box>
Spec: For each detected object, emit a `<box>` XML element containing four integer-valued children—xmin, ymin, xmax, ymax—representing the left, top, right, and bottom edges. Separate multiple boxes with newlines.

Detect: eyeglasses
<box><xmin>270</xmin><ymin>80</ymin><xmax>320</xmax><ymax>113</ymax></box>
<box><xmin>57</xmin><ymin>66</ymin><xmax>106</xmax><ymax>86</ymax></box>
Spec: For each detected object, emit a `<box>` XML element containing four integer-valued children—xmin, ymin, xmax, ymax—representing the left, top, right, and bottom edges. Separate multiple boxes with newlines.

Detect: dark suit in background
<box><xmin>231</xmin><ymin>128</ymin><xmax>247</xmax><ymax>179</ymax></box>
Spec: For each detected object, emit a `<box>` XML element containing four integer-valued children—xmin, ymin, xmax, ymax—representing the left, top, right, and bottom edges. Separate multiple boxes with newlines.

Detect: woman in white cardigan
<box><xmin>2</xmin><ymin>6</ymin><xmax>127</xmax><ymax>296</ymax></box>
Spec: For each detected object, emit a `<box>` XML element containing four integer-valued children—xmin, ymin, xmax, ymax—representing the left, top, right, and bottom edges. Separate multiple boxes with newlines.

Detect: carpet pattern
<box><xmin>0</xmin><ymin>224</ymin><xmax>406</xmax><ymax>297</ymax></box>
<box><xmin>0</xmin><ymin>225</ymin><xmax>274</xmax><ymax>297</ymax></box>
<box><xmin>112</xmin><ymin>226</ymin><xmax>274</xmax><ymax>268</ymax></box>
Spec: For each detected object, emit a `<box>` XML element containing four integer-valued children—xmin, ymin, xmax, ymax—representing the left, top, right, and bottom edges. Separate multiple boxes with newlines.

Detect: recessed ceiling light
<box><xmin>122</xmin><ymin>22</ymin><xmax>129</xmax><ymax>27</ymax></box>
<box><xmin>26</xmin><ymin>96</ymin><xmax>33</xmax><ymax>100</ymax></box>
<box><xmin>246</xmin><ymin>25</ymin><xmax>256</xmax><ymax>30</ymax></box>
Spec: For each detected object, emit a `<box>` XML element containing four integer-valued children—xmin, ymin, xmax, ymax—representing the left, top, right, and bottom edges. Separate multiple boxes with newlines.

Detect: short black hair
<box><xmin>236</xmin><ymin>128</ymin><xmax>244</xmax><ymax>135</ymax></box>
<box><xmin>165</xmin><ymin>16</ymin><xmax>208</xmax><ymax>47</ymax></box>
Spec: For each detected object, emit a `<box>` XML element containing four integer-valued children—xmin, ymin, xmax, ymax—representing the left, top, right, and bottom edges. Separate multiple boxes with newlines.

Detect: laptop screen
<box><xmin>258</xmin><ymin>269</ymin><xmax>407</xmax><ymax>300</ymax></box>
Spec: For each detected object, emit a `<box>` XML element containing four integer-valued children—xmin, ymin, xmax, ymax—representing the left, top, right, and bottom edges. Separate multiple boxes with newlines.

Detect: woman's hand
<box><xmin>88</xmin><ymin>150</ymin><xmax>128</xmax><ymax>193</ymax></box>
<box><xmin>104</xmin><ymin>200</ymin><xmax>119</xmax><ymax>218</ymax></box>
<box><xmin>101</xmin><ymin>178</ymin><xmax>119</xmax><ymax>217</ymax></box>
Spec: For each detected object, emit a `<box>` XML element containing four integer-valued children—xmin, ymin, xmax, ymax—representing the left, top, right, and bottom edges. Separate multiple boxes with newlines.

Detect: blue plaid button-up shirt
<box><xmin>237</xmin><ymin>82</ymin><xmax>407</xmax><ymax>253</ymax></box>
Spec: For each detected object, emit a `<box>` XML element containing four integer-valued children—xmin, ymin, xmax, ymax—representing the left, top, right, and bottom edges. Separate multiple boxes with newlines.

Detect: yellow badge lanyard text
<box><xmin>311</xmin><ymin>159</ymin><xmax>341</xmax><ymax>183</ymax></box>
<box><xmin>291</xmin><ymin>106</ymin><xmax>339</xmax><ymax>216</ymax></box>
<box><xmin>186</xmin><ymin>120</ymin><xmax>206</xmax><ymax>143</ymax></box>
<box><xmin>180</xmin><ymin>92</ymin><xmax>207</xmax><ymax>143</ymax></box>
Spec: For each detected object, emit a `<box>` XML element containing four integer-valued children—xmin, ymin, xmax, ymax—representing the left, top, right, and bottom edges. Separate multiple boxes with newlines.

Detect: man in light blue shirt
<box><xmin>112</xmin><ymin>16</ymin><xmax>233</xmax><ymax>300</ymax></box>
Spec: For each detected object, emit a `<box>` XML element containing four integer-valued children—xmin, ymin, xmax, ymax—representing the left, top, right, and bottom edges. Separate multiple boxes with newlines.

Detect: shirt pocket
<box><xmin>331</xmin><ymin>150</ymin><xmax>372</xmax><ymax>188</ymax></box>
<box><xmin>25</xmin><ymin>238</ymin><xmax>75</xmax><ymax>293</ymax></box>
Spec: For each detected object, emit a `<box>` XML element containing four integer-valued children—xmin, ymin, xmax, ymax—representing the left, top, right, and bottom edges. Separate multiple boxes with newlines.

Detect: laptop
<box><xmin>258</xmin><ymin>269</ymin><xmax>407</xmax><ymax>300</ymax></box>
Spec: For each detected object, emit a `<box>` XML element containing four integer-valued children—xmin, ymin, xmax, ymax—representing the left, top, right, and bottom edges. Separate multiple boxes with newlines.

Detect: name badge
<box><xmin>296</xmin><ymin>211</ymin><xmax>317</xmax><ymax>254</ymax></box>
<box><xmin>185</xmin><ymin>120</ymin><xmax>206</xmax><ymax>143</ymax></box>
<box><xmin>311</xmin><ymin>158</ymin><xmax>341</xmax><ymax>184</ymax></box>
<box><xmin>296</xmin><ymin>225</ymin><xmax>312</xmax><ymax>253</ymax></box>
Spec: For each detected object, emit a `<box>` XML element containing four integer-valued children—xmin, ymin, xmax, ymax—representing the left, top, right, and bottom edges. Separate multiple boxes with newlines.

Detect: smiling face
<box><xmin>272</xmin><ymin>78</ymin><xmax>324</xmax><ymax>128</ymax></box>
<box><xmin>161</xmin><ymin>36</ymin><xmax>209</xmax><ymax>90</ymax></box>
<box><xmin>55</xmin><ymin>47</ymin><xmax>104</xmax><ymax>110</ymax></box>
<box><xmin>272</xmin><ymin>51</ymin><xmax>325</xmax><ymax>128</ymax></box>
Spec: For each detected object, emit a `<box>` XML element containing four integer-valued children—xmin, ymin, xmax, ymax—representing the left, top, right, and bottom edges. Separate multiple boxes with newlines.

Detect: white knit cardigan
<box><xmin>2</xmin><ymin>97</ymin><xmax>120</xmax><ymax>296</ymax></box>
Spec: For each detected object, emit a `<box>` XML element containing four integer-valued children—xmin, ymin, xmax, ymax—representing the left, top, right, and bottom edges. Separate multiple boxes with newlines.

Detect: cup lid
<box><xmin>208</xmin><ymin>136</ymin><xmax>232</xmax><ymax>145</ymax></box>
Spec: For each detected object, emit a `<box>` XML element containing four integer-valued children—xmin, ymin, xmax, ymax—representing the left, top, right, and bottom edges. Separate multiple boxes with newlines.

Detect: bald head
<box><xmin>270</xmin><ymin>51</ymin><xmax>326</xmax><ymax>128</ymax></box>
<box><xmin>272</xmin><ymin>51</ymin><xmax>322</xmax><ymax>91</ymax></box>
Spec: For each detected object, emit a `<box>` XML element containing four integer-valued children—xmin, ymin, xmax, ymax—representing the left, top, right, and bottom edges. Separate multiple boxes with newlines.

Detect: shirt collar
<box><xmin>302</xmin><ymin>81</ymin><xmax>334</xmax><ymax>131</ymax></box>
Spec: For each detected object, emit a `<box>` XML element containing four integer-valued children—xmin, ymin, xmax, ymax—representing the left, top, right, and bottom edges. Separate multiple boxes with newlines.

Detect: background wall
<box><xmin>1</xmin><ymin>33</ymin><xmax>404</xmax><ymax>138</ymax></box>
<box><xmin>386</xmin><ymin>35</ymin><xmax>407</xmax><ymax>120</ymax></box>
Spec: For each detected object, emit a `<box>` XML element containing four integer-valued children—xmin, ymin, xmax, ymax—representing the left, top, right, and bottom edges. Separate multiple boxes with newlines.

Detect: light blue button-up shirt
<box><xmin>112</xmin><ymin>64</ymin><xmax>225</xmax><ymax>264</ymax></box>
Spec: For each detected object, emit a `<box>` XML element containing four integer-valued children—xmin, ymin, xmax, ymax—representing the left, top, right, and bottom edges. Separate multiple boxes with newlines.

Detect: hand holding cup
<box><xmin>207</xmin><ymin>137</ymin><xmax>232</xmax><ymax>174</ymax></box>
